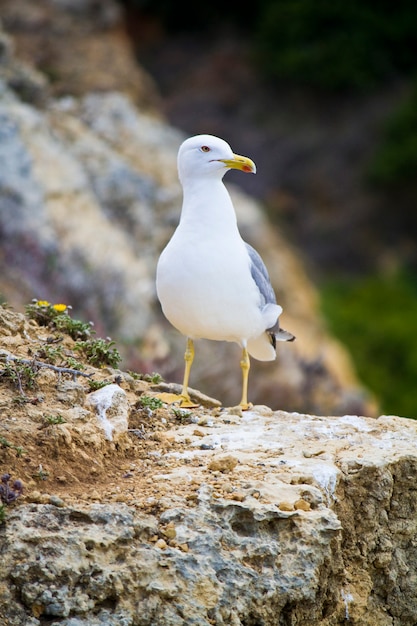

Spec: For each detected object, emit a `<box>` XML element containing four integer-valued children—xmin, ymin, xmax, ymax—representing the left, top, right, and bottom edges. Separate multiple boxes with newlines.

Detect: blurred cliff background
<box><xmin>0</xmin><ymin>0</ymin><xmax>416</xmax><ymax>417</ymax></box>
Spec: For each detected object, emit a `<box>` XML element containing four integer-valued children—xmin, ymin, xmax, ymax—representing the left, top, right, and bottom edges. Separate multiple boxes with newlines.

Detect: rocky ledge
<box><xmin>0</xmin><ymin>305</ymin><xmax>416</xmax><ymax>625</ymax></box>
<box><xmin>2</xmin><ymin>394</ymin><xmax>417</xmax><ymax>624</ymax></box>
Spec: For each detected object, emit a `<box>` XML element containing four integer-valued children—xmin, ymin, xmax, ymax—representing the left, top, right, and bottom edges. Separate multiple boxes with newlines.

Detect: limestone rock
<box><xmin>2</xmin><ymin>409</ymin><xmax>417</xmax><ymax>624</ymax></box>
<box><xmin>0</xmin><ymin>0</ymin><xmax>159</xmax><ymax>106</ymax></box>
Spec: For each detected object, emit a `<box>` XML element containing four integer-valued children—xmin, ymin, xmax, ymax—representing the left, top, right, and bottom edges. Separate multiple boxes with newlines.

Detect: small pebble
<box><xmin>208</xmin><ymin>455</ymin><xmax>238</xmax><ymax>473</ymax></box>
<box><xmin>229</xmin><ymin>491</ymin><xmax>245</xmax><ymax>502</ymax></box>
<box><xmin>162</xmin><ymin>522</ymin><xmax>177</xmax><ymax>540</ymax></box>
<box><xmin>28</xmin><ymin>490</ymin><xmax>42</xmax><ymax>503</ymax></box>
<box><xmin>294</xmin><ymin>498</ymin><xmax>311</xmax><ymax>511</ymax></box>
<box><xmin>49</xmin><ymin>495</ymin><xmax>65</xmax><ymax>508</ymax></box>
<box><xmin>178</xmin><ymin>543</ymin><xmax>189</xmax><ymax>552</ymax></box>
<box><xmin>278</xmin><ymin>501</ymin><xmax>294</xmax><ymax>512</ymax></box>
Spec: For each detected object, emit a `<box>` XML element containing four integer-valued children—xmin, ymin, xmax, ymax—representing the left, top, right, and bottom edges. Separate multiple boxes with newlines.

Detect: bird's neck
<box><xmin>180</xmin><ymin>178</ymin><xmax>238</xmax><ymax>233</ymax></box>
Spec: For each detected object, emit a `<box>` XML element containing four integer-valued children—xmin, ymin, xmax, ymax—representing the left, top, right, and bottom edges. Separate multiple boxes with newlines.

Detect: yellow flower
<box><xmin>52</xmin><ymin>303</ymin><xmax>67</xmax><ymax>312</ymax></box>
<box><xmin>36</xmin><ymin>300</ymin><xmax>50</xmax><ymax>307</ymax></box>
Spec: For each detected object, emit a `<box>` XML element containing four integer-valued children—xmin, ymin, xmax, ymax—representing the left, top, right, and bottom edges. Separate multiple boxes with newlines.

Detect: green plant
<box><xmin>1</xmin><ymin>360</ymin><xmax>38</xmax><ymax>394</ymax></box>
<box><xmin>32</xmin><ymin>343</ymin><xmax>86</xmax><ymax>373</ymax></box>
<box><xmin>35</xmin><ymin>344</ymin><xmax>65</xmax><ymax>365</ymax></box>
<box><xmin>128</xmin><ymin>371</ymin><xmax>163</xmax><ymax>384</ymax></box>
<box><xmin>44</xmin><ymin>413</ymin><xmax>66</xmax><ymax>425</ymax></box>
<box><xmin>75</xmin><ymin>338</ymin><xmax>121</xmax><ymax>368</ymax></box>
<box><xmin>54</xmin><ymin>315</ymin><xmax>93</xmax><ymax>341</ymax></box>
<box><xmin>24</xmin><ymin>300</ymin><xmax>122</xmax><ymax>369</ymax></box>
<box><xmin>0</xmin><ymin>436</ymin><xmax>12</xmax><ymax>449</ymax></box>
<box><xmin>172</xmin><ymin>407</ymin><xmax>193</xmax><ymax>423</ymax></box>
<box><xmin>0</xmin><ymin>436</ymin><xmax>26</xmax><ymax>456</ymax></box>
<box><xmin>25</xmin><ymin>300</ymin><xmax>92</xmax><ymax>340</ymax></box>
<box><xmin>139</xmin><ymin>395</ymin><xmax>164</xmax><ymax>411</ymax></box>
<box><xmin>25</xmin><ymin>300</ymin><xmax>66</xmax><ymax>326</ymax></box>
<box><xmin>32</xmin><ymin>465</ymin><xmax>49</xmax><ymax>481</ymax></box>
<box><xmin>64</xmin><ymin>357</ymin><xmax>85</xmax><ymax>371</ymax></box>
<box><xmin>87</xmin><ymin>379</ymin><xmax>111</xmax><ymax>391</ymax></box>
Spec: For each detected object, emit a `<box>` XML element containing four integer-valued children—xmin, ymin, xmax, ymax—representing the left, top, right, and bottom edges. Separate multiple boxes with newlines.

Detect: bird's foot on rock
<box><xmin>179</xmin><ymin>396</ymin><xmax>200</xmax><ymax>409</ymax></box>
<box><xmin>155</xmin><ymin>392</ymin><xmax>200</xmax><ymax>409</ymax></box>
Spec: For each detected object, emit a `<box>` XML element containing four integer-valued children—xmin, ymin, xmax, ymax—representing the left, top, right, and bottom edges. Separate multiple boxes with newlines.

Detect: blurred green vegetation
<box><xmin>365</xmin><ymin>81</ymin><xmax>417</xmax><ymax>260</ymax></box>
<box><xmin>255</xmin><ymin>0</ymin><xmax>417</xmax><ymax>90</ymax></box>
<box><xmin>321</xmin><ymin>272</ymin><xmax>417</xmax><ymax>417</ymax></box>
<box><xmin>368</xmin><ymin>81</ymin><xmax>417</xmax><ymax>186</ymax></box>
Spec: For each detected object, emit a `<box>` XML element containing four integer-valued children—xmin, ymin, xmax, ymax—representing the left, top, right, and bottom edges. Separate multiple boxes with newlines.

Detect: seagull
<box><xmin>156</xmin><ymin>134</ymin><xmax>294</xmax><ymax>409</ymax></box>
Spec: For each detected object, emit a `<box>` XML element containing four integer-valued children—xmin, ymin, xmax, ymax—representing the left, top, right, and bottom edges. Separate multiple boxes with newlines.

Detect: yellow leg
<box><xmin>179</xmin><ymin>338</ymin><xmax>199</xmax><ymax>407</ymax></box>
<box><xmin>154</xmin><ymin>338</ymin><xmax>199</xmax><ymax>408</ymax></box>
<box><xmin>239</xmin><ymin>347</ymin><xmax>252</xmax><ymax>410</ymax></box>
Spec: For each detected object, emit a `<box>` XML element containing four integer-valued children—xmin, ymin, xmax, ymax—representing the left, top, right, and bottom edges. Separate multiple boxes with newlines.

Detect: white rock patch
<box><xmin>87</xmin><ymin>384</ymin><xmax>128</xmax><ymax>441</ymax></box>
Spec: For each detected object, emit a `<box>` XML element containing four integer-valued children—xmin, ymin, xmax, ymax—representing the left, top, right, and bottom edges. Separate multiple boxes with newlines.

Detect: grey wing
<box><xmin>245</xmin><ymin>242</ymin><xmax>276</xmax><ymax>306</ymax></box>
<box><xmin>246</xmin><ymin>243</ymin><xmax>295</xmax><ymax>344</ymax></box>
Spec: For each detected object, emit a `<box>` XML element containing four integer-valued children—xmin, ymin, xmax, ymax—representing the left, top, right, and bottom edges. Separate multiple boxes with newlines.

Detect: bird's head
<box><xmin>177</xmin><ymin>134</ymin><xmax>256</xmax><ymax>184</ymax></box>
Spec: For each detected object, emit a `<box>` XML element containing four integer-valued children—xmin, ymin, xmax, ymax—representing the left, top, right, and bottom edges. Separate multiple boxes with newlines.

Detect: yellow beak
<box><xmin>220</xmin><ymin>153</ymin><xmax>256</xmax><ymax>174</ymax></box>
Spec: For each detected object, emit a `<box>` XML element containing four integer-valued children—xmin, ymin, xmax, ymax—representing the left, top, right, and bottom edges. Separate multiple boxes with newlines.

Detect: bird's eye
<box><xmin>201</xmin><ymin>145</ymin><xmax>210</xmax><ymax>152</ymax></box>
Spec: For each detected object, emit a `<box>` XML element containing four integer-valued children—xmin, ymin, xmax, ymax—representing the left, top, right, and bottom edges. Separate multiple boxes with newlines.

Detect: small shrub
<box><xmin>0</xmin><ymin>359</ymin><xmax>38</xmax><ymax>394</ymax></box>
<box><xmin>75</xmin><ymin>338</ymin><xmax>121</xmax><ymax>368</ymax></box>
<box><xmin>35</xmin><ymin>344</ymin><xmax>65</xmax><ymax>365</ymax></box>
<box><xmin>25</xmin><ymin>300</ymin><xmax>92</xmax><ymax>340</ymax></box>
<box><xmin>55</xmin><ymin>315</ymin><xmax>93</xmax><ymax>341</ymax></box>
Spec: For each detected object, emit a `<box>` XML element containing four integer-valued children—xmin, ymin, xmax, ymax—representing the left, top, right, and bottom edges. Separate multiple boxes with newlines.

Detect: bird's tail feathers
<box><xmin>247</xmin><ymin>333</ymin><xmax>276</xmax><ymax>361</ymax></box>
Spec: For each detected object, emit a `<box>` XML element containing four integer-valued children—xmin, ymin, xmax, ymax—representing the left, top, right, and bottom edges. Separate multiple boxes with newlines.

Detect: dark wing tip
<box><xmin>276</xmin><ymin>328</ymin><xmax>296</xmax><ymax>343</ymax></box>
